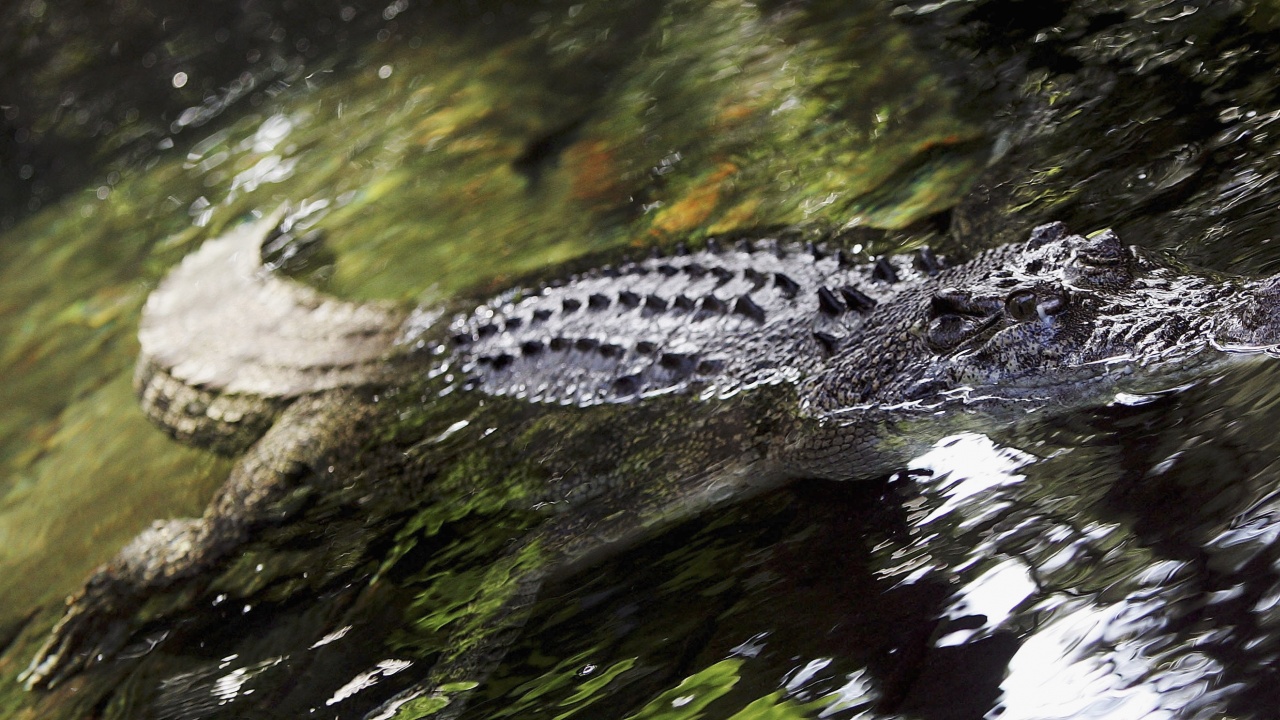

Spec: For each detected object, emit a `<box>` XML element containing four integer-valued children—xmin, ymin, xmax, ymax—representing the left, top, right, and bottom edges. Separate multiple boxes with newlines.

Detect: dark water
<box><xmin>7</xmin><ymin>1</ymin><xmax>1280</xmax><ymax>719</ymax></box>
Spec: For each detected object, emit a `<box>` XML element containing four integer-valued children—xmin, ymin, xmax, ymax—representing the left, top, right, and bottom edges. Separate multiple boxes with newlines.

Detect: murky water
<box><xmin>6</xmin><ymin>0</ymin><xmax>1280</xmax><ymax>718</ymax></box>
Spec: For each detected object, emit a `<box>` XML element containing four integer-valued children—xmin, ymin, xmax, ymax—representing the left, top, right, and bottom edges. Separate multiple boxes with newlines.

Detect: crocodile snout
<box><xmin>1218</xmin><ymin>275</ymin><xmax>1280</xmax><ymax>349</ymax></box>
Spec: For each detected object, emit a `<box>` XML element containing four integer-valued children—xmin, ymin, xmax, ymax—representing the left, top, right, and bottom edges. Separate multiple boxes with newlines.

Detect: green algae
<box><xmin>622</xmin><ymin>659</ymin><xmax>744</xmax><ymax>720</ymax></box>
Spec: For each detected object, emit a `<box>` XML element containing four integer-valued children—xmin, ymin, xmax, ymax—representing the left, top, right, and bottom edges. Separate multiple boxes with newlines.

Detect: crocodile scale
<box><xmin>444</xmin><ymin>237</ymin><xmax>934</xmax><ymax>407</ymax></box>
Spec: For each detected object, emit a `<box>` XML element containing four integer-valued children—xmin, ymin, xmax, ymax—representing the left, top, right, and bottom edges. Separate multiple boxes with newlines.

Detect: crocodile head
<box><xmin>808</xmin><ymin>222</ymin><xmax>1280</xmax><ymax>414</ymax></box>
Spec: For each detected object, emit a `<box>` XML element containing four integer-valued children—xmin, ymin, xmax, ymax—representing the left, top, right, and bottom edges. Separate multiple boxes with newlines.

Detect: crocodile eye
<box><xmin>1005</xmin><ymin>287</ymin><xmax>1067</xmax><ymax>322</ymax></box>
<box><xmin>1037</xmin><ymin>295</ymin><xmax>1066</xmax><ymax>316</ymax></box>
<box><xmin>1005</xmin><ymin>290</ymin><xmax>1039</xmax><ymax>321</ymax></box>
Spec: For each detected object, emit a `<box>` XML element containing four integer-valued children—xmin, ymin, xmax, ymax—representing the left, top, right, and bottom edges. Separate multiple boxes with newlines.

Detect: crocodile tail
<box><xmin>135</xmin><ymin>206</ymin><xmax>406</xmax><ymax>454</ymax></box>
<box><xmin>133</xmin><ymin>355</ymin><xmax>285</xmax><ymax>455</ymax></box>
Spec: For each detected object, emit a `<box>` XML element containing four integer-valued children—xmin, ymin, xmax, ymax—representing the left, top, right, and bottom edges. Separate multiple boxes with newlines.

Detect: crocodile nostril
<box><xmin>1077</xmin><ymin>229</ymin><xmax>1127</xmax><ymax>267</ymax></box>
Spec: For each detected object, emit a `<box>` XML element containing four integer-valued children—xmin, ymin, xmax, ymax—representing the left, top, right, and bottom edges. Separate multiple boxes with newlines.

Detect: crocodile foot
<box><xmin>20</xmin><ymin>517</ymin><xmax>236</xmax><ymax>690</ymax></box>
<box><xmin>20</xmin><ymin>572</ymin><xmax>135</xmax><ymax>690</ymax></box>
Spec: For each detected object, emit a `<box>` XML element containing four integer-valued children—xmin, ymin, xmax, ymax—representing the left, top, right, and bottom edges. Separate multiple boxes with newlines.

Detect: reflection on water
<box><xmin>464</xmin><ymin>359</ymin><xmax>1280</xmax><ymax>719</ymax></box>
<box><xmin>0</xmin><ymin>2</ymin><xmax>985</xmax><ymax>715</ymax></box>
<box><xmin>908</xmin><ymin>434</ymin><xmax>1228</xmax><ymax>720</ymax></box>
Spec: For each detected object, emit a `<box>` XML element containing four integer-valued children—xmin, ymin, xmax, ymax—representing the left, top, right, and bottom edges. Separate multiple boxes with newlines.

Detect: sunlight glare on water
<box><xmin>991</xmin><ymin>592</ymin><xmax>1229</xmax><ymax>720</ymax></box>
<box><xmin>887</xmin><ymin>422</ymin><xmax>1263</xmax><ymax>720</ymax></box>
<box><xmin>912</xmin><ymin>432</ymin><xmax>1036</xmax><ymax>527</ymax></box>
<box><xmin>936</xmin><ymin>558</ymin><xmax>1037</xmax><ymax>647</ymax></box>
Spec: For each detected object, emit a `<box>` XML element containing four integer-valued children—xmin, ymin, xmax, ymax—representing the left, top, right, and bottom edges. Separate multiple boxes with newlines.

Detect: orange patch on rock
<box><xmin>650</xmin><ymin>162</ymin><xmax>739</xmax><ymax>237</ymax></box>
<box><xmin>707</xmin><ymin>197</ymin><xmax>762</xmax><ymax>235</ymax></box>
<box><xmin>564</xmin><ymin>139</ymin><xmax>629</xmax><ymax>210</ymax></box>
<box><xmin>713</xmin><ymin>101</ymin><xmax>759</xmax><ymax>129</ymax></box>
<box><xmin>914</xmin><ymin>131</ymin><xmax>979</xmax><ymax>154</ymax></box>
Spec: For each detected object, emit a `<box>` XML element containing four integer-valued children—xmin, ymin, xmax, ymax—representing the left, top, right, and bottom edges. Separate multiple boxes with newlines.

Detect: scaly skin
<box><xmin>20</xmin><ymin>208</ymin><xmax>1280</xmax><ymax>718</ymax></box>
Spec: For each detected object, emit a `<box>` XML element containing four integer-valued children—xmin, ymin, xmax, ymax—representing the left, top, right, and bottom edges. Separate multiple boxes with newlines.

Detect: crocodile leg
<box><xmin>21</xmin><ymin>389</ymin><xmax>370</xmax><ymax>690</ymax></box>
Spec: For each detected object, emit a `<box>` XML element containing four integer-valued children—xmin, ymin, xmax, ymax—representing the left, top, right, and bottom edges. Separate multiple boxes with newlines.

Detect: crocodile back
<box><xmin>447</xmin><ymin>241</ymin><xmax>935</xmax><ymax>407</ymax></box>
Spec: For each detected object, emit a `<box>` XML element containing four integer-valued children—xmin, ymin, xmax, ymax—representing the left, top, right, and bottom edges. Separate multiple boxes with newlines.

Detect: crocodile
<box><xmin>20</xmin><ymin>207</ymin><xmax>1280</xmax><ymax>717</ymax></box>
